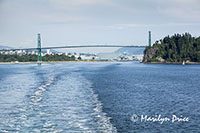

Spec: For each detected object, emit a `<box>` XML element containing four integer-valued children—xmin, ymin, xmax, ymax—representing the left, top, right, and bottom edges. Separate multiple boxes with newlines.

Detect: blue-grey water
<box><xmin>0</xmin><ymin>62</ymin><xmax>200</xmax><ymax>132</ymax></box>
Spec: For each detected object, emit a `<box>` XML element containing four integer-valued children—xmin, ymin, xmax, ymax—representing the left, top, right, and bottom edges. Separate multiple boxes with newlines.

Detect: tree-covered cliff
<box><xmin>143</xmin><ymin>33</ymin><xmax>200</xmax><ymax>63</ymax></box>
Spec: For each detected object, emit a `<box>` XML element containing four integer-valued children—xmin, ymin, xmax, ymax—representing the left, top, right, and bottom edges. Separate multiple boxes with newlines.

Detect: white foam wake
<box><xmin>42</xmin><ymin>72</ymin><xmax>117</xmax><ymax>132</ymax></box>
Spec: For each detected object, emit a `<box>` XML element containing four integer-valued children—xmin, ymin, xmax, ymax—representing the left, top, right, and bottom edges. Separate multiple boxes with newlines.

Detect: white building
<box><xmin>47</xmin><ymin>49</ymin><xmax>52</xmax><ymax>55</ymax></box>
<box><xmin>132</xmin><ymin>55</ymin><xmax>144</xmax><ymax>61</ymax></box>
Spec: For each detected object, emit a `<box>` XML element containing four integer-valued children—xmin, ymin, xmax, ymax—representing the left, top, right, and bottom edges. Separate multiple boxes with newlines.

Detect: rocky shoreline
<box><xmin>143</xmin><ymin>61</ymin><xmax>200</xmax><ymax>65</ymax></box>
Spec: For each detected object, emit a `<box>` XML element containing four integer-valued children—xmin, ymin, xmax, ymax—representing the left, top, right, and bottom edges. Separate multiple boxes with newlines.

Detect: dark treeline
<box><xmin>144</xmin><ymin>33</ymin><xmax>200</xmax><ymax>62</ymax></box>
<box><xmin>0</xmin><ymin>54</ymin><xmax>76</xmax><ymax>62</ymax></box>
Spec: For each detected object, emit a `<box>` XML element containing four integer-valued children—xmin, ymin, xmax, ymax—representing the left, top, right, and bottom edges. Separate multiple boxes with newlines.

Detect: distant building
<box><xmin>47</xmin><ymin>49</ymin><xmax>52</xmax><ymax>55</ymax></box>
<box><xmin>31</xmin><ymin>51</ymin><xmax>35</xmax><ymax>55</ymax></box>
<box><xmin>79</xmin><ymin>53</ymin><xmax>95</xmax><ymax>60</ymax></box>
<box><xmin>132</xmin><ymin>55</ymin><xmax>144</xmax><ymax>61</ymax></box>
<box><xmin>57</xmin><ymin>52</ymin><xmax>63</xmax><ymax>55</ymax></box>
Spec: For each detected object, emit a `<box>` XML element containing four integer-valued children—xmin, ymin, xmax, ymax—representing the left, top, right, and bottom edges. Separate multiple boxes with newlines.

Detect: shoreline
<box><xmin>0</xmin><ymin>60</ymin><xmax>119</xmax><ymax>64</ymax></box>
<box><xmin>143</xmin><ymin>62</ymin><xmax>200</xmax><ymax>65</ymax></box>
<box><xmin>1</xmin><ymin>61</ymin><xmax>200</xmax><ymax>65</ymax></box>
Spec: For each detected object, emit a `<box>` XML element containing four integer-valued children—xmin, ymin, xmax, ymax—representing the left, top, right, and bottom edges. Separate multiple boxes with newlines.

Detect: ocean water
<box><xmin>0</xmin><ymin>62</ymin><xmax>200</xmax><ymax>132</ymax></box>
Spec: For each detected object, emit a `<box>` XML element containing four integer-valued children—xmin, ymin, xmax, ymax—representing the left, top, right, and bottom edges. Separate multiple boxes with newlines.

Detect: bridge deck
<box><xmin>0</xmin><ymin>45</ymin><xmax>146</xmax><ymax>51</ymax></box>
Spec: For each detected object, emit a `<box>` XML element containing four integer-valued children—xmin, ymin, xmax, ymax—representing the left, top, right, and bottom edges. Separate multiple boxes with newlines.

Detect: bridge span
<box><xmin>0</xmin><ymin>33</ymin><xmax>149</xmax><ymax>62</ymax></box>
<box><xmin>0</xmin><ymin>44</ymin><xmax>146</xmax><ymax>51</ymax></box>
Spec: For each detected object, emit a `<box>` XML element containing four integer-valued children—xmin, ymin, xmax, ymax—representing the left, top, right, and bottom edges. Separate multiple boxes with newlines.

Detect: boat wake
<box><xmin>0</xmin><ymin>65</ymin><xmax>116</xmax><ymax>132</ymax></box>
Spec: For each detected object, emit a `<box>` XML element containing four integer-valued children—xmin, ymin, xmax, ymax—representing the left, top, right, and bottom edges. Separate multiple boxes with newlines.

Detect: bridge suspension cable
<box><xmin>0</xmin><ymin>33</ymin><xmax>148</xmax><ymax>63</ymax></box>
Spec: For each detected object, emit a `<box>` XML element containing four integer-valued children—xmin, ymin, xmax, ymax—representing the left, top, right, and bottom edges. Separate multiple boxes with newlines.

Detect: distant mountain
<box><xmin>115</xmin><ymin>47</ymin><xmax>145</xmax><ymax>55</ymax></box>
<box><xmin>0</xmin><ymin>45</ymin><xmax>58</xmax><ymax>53</ymax></box>
<box><xmin>0</xmin><ymin>45</ymin><xmax>13</xmax><ymax>50</ymax></box>
<box><xmin>41</xmin><ymin>49</ymin><xmax>58</xmax><ymax>53</ymax></box>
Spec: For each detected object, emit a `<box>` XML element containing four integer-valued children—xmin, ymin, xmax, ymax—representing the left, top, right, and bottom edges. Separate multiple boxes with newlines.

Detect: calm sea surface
<box><xmin>0</xmin><ymin>62</ymin><xmax>200</xmax><ymax>132</ymax></box>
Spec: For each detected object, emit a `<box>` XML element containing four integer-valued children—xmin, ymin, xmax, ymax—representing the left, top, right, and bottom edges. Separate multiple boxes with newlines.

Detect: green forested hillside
<box><xmin>0</xmin><ymin>54</ymin><xmax>76</xmax><ymax>62</ymax></box>
<box><xmin>143</xmin><ymin>33</ymin><xmax>200</xmax><ymax>63</ymax></box>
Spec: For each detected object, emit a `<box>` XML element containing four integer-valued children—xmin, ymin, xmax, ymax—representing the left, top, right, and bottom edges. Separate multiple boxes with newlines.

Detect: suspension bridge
<box><xmin>0</xmin><ymin>31</ymin><xmax>152</xmax><ymax>63</ymax></box>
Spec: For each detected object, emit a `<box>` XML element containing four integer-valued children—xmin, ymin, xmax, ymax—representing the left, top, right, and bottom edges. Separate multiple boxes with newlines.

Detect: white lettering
<box><xmin>172</xmin><ymin>115</ymin><xmax>189</xmax><ymax>123</ymax></box>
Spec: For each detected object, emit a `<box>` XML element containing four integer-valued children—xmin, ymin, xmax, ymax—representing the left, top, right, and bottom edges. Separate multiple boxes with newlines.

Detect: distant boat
<box><xmin>182</xmin><ymin>61</ymin><xmax>185</xmax><ymax>65</ymax></box>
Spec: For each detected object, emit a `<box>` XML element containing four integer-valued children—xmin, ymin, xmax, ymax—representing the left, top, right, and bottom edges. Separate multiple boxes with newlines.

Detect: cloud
<box><xmin>39</xmin><ymin>13</ymin><xmax>88</xmax><ymax>24</ymax></box>
<box><xmin>107</xmin><ymin>24</ymin><xmax>154</xmax><ymax>30</ymax></box>
<box><xmin>1</xmin><ymin>0</ymin><xmax>200</xmax><ymax>47</ymax></box>
<box><xmin>107</xmin><ymin>23</ymin><xmax>200</xmax><ymax>30</ymax></box>
<box><xmin>49</xmin><ymin>0</ymin><xmax>109</xmax><ymax>11</ymax></box>
<box><xmin>155</xmin><ymin>0</ymin><xmax>200</xmax><ymax>21</ymax></box>
<box><xmin>18</xmin><ymin>40</ymin><xmax>35</xmax><ymax>48</ymax></box>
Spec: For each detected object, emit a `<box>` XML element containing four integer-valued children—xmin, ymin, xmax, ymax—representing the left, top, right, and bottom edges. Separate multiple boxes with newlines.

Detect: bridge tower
<box><xmin>149</xmin><ymin>31</ymin><xmax>151</xmax><ymax>47</ymax></box>
<box><xmin>37</xmin><ymin>33</ymin><xmax>42</xmax><ymax>63</ymax></box>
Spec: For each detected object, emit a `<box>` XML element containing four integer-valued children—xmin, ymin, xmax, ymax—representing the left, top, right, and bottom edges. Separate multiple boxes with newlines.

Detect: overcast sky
<box><xmin>0</xmin><ymin>0</ymin><xmax>200</xmax><ymax>52</ymax></box>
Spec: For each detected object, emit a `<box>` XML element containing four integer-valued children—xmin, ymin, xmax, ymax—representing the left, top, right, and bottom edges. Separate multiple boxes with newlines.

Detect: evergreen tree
<box><xmin>144</xmin><ymin>33</ymin><xmax>200</xmax><ymax>62</ymax></box>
